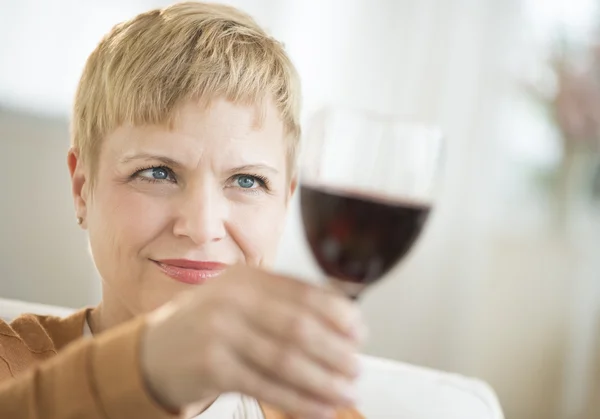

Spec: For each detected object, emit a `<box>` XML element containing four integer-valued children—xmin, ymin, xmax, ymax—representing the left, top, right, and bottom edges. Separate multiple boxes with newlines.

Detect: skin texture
<box><xmin>68</xmin><ymin>99</ymin><xmax>364</xmax><ymax>419</ymax></box>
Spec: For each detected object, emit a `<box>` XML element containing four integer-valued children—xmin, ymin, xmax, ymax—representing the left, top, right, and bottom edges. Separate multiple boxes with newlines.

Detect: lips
<box><xmin>153</xmin><ymin>259</ymin><xmax>227</xmax><ymax>285</ymax></box>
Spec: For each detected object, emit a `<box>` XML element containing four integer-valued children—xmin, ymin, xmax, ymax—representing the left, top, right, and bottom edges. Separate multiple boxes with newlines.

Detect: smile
<box><xmin>152</xmin><ymin>259</ymin><xmax>227</xmax><ymax>285</ymax></box>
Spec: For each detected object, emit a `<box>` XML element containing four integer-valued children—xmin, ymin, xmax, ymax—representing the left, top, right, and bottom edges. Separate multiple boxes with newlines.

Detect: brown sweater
<box><xmin>0</xmin><ymin>309</ymin><xmax>362</xmax><ymax>419</ymax></box>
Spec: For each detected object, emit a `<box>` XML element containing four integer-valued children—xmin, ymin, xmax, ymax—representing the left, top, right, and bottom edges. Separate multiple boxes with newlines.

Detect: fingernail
<box><xmin>351</xmin><ymin>321</ymin><xmax>368</xmax><ymax>343</ymax></box>
<box><xmin>335</xmin><ymin>379</ymin><xmax>356</xmax><ymax>404</ymax></box>
<box><xmin>345</xmin><ymin>307</ymin><xmax>361</xmax><ymax>330</ymax></box>
<box><xmin>350</xmin><ymin>355</ymin><xmax>362</xmax><ymax>377</ymax></box>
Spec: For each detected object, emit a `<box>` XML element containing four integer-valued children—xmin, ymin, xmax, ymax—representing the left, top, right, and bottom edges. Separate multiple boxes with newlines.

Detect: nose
<box><xmin>172</xmin><ymin>181</ymin><xmax>228</xmax><ymax>245</ymax></box>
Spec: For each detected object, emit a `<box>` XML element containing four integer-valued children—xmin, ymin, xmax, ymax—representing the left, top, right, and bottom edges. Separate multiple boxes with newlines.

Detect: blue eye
<box><xmin>136</xmin><ymin>166</ymin><xmax>175</xmax><ymax>182</ymax></box>
<box><xmin>236</xmin><ymin>175</ymin><xmax>256</xmax><ymax>189</ymax></box>
<box><xmin>150</xmin><ymin>167</ymin><xmax>169</xmax><ymax>180</ymax></box>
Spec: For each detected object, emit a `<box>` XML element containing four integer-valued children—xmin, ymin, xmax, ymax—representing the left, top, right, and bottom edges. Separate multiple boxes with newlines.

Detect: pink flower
<box><xmin>552</xmin><ymin>43</ymin><xmax>600</xmax><ymax>147</ymax></box>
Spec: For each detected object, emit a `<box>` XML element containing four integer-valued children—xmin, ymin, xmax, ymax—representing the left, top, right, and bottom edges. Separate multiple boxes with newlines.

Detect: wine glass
<box><xmin>299</xmin><ymin>106</ymin><xmax>444</xmax><ymax>300</ymax></box>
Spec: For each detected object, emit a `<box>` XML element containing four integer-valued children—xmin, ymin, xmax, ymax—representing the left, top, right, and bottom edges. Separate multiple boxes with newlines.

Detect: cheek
<box><xmin>229</xmin><ymin>198</ymin><xmax>288</xmax><ymax>264</ymax></box>
<box><xmin>88</xmin><ymin>185</ymin><xmax>173</xmax><ymax>271</ymax></box>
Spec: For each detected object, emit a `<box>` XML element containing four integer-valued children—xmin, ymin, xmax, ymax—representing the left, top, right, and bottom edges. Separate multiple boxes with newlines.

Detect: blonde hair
<box><xmin>71</xmin><ymin>2</ymin><xmax>301</xmax><ymax>179</ymax></box>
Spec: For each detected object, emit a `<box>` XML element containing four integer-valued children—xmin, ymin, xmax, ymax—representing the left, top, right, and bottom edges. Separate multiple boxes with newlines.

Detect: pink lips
<box><xmin>153</xmin><ymin>259</ymin><xmax>227</xmax><ymax>285</ymax></box>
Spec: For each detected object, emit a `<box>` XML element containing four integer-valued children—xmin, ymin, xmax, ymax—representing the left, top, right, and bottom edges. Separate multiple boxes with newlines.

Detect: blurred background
<box><xmin>1</xmin><ymin>0</ymin><xmax>599</xmax><ymax>418</ymax></box>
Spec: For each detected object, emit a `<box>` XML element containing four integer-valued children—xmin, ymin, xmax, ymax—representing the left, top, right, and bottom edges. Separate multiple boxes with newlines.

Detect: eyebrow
<box><xmin>119</xmin><ymin>153</ymin><xmax>182</xmax><ymax>168</ymax></box>
<box><xmin>119</xmin><ymin>153</ymin><xmax>279</xmax><ymax>175</ymax></box>
<box><xmin>226</xmin><ymin>164</ymin><xmax>280</xmax><ymax>175</ymax></box>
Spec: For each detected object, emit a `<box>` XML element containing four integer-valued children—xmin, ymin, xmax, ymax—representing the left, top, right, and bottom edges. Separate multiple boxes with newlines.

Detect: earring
<box><xmin>77</xmin><ymin>216</ymin><xmax>83</xmax><ymax>225</ymax></box>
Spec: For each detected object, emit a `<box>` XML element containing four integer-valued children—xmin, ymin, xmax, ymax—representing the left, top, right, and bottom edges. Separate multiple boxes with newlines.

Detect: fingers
<box><xmin>220</xmin><ymin>265</ymin><xmax>365</xmax><ymax>378</ymax></box>
<box><xmin>220</xmin><ymin>346</ymin><xmax>338</xmax><ymax>419</ymax></box>
<box><xmin>242</xmin><ymin>265</ymin><xmax>365</xmax><ymax>339</ymax></box>
<box><xmin>196</xmin><ymin>264</ymin><xmax>368</xmax><ymax>417</ymax></box>
<box><xmin>224</xmin><ymin>310</ymin><xmax>356</xmax><ymax>407</ymax></box>
<box><xmin>247</xmin><ymin>298</ymin><xmax>361</xmax><ymax>379</ymax></box>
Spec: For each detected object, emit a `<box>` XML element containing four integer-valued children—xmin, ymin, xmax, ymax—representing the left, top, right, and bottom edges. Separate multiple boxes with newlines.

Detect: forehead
<box><xmin>101</xmin><ymin>98</ymin><xmax>287</xmax><ymax>167</ymax></box>
<box><xmin>173</xmin><ymin>98</ymin><xmax>283</xmax><ymax>140</ymax></box>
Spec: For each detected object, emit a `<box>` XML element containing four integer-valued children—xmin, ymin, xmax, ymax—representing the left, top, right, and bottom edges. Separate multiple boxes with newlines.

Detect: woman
<box><xmin>0</xmin><ymin>3</ymin><xmax>365</xmax><ymax>419</ymax></box>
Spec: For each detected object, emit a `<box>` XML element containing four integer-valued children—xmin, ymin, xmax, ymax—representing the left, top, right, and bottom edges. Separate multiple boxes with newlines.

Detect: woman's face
<box><xmin>70</xmin><ymin>99</ymin><xmax>295</xmax><ymax>315</ymax></box>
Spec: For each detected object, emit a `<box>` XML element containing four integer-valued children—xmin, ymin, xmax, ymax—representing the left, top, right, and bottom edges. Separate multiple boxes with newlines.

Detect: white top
<box><xmin>82</xmin><ymin>319</ymin><xmax>265</xmax><ymax>419</ymax></box>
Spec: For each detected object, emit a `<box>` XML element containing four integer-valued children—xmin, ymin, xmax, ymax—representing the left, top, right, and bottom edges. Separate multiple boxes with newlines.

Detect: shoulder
<box><xmin>0</xmin><ymin>309</ymin><xmax>88</xmax><ymax>381</ymax></box>
<box><xmin>0</xmin><ymin>315</ymin><xmax>56</xmax><ymax>381</ymax></box>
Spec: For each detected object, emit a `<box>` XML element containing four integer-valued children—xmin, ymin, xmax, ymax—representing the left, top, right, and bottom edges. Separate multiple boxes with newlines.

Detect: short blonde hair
<box><xmin>72</xmin><ymin>2</ymin><xmax>301</xmax><ymax>179</ymax></box>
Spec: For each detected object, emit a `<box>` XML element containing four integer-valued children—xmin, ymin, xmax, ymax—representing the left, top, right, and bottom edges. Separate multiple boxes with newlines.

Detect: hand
<box><xmin>140</xmin><ymin>264</ymin><xmax>366</xmax><ymax>419</ymax></box>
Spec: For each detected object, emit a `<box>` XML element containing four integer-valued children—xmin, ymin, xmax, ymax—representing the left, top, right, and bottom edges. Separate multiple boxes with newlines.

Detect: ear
<box><xmin>67</xmin><ymin>147</ymin><xmax>89</xmax><ymax>229</ymax></box>
<box><xmin>286</xmin><ymin>175</ymin><xmax>298</xmax><ymax>205</ymax></box>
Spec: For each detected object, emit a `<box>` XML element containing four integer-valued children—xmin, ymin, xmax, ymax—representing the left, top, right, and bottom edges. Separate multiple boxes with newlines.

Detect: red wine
<box><xmin>300</xmin><ymin>184</ymin><xmax>431</xmax><ymax>296</ymax></box>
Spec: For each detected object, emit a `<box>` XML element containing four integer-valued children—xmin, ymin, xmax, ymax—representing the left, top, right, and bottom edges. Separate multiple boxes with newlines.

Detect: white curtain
<box><xmin>270</xmin><ymin>0</ymin><xmax>522</xmax><ymax>367</ymax></box>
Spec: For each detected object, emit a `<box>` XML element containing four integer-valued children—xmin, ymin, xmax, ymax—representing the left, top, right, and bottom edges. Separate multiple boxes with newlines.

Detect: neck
<box><xmin>88</xmin><ymin>299</ymin><xmax>135</xmax><ymax>335</ymax></box>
